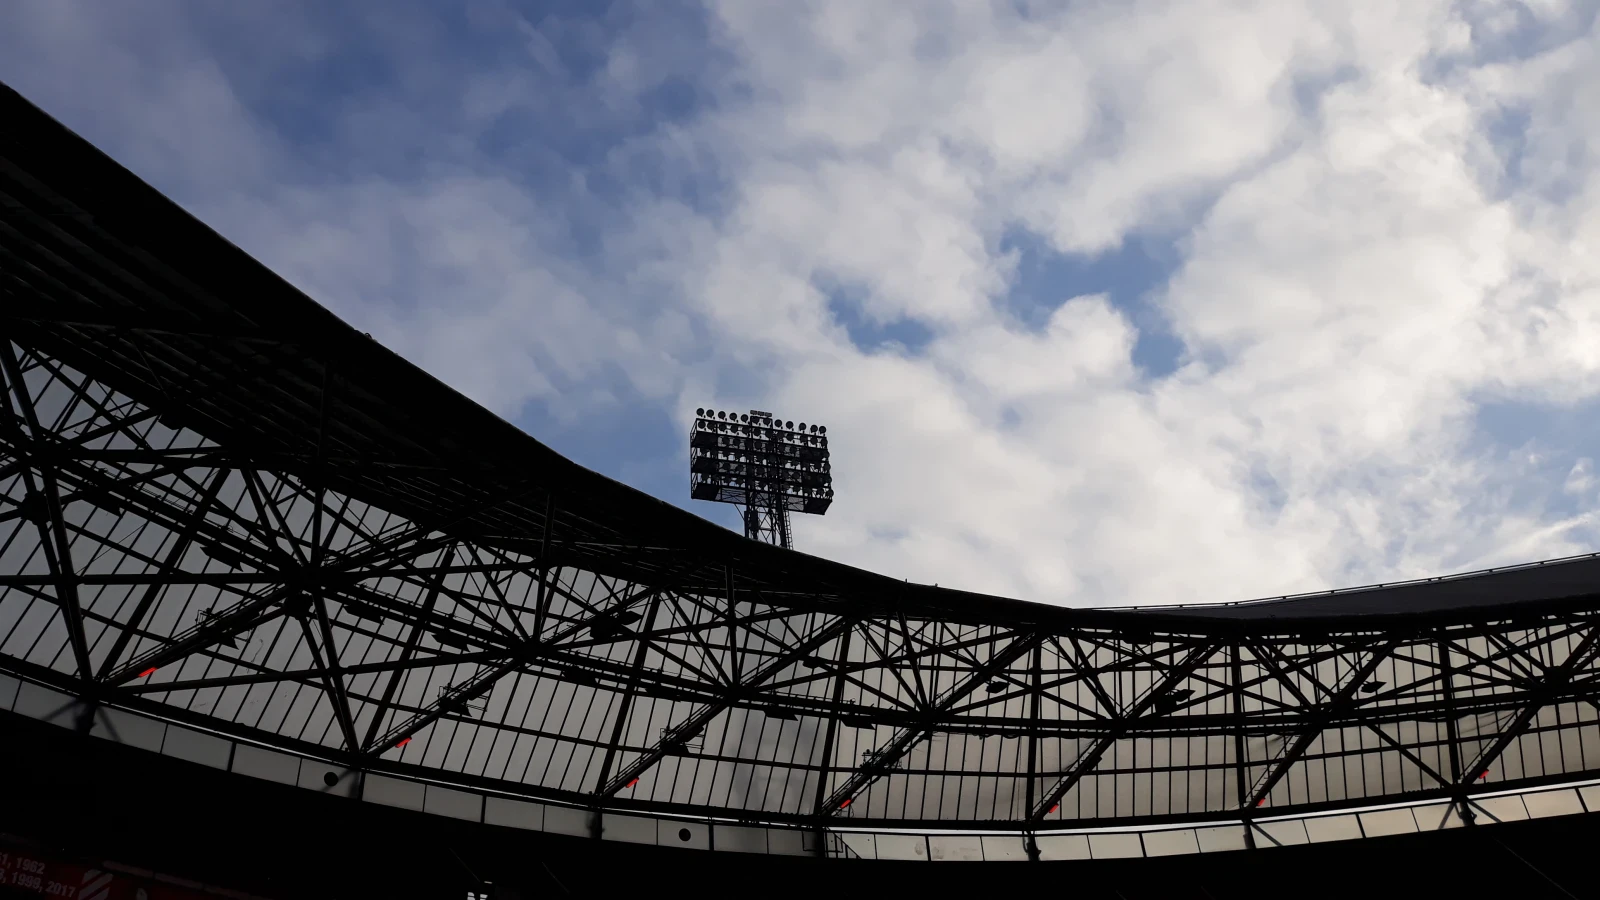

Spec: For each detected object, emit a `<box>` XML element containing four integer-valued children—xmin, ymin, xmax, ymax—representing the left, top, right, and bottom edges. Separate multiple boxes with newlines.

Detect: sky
<box><xmin>3</xmin><ymin>0</ymin><xmax>1599</xmax><ymax>608</ymax></box>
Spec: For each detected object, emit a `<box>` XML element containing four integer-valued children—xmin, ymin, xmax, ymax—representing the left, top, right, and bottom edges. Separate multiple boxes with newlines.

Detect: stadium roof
<box><xmin>6</xmin><ymin>80</ymin><xmax>1600</xmax><ymax>839</ymax></box>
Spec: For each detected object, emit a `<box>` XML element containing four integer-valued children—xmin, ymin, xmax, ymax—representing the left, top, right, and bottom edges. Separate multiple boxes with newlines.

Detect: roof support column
<box><xmin>1025</xmin><ymin>641</ymin><xmax>1042</xmax><ymax>861</ymax></box>
<box><xmin>1231</xmin><ymin>638</ymin><xmax>1256</xmax><ymax>849</ymax></box>
<box><xmin>1438</xmin><ymin>627</ymin><xmax>1473</xmax><ymax>825</ymax></box>
<box><xmin>810</xmin><ymin>624</ymin><xmax>855</xmax><ymax>856</ymax></box>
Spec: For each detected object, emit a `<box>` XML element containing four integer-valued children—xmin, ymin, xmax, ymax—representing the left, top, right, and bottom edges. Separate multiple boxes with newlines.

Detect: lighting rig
<box><xmin>690</xmin><ymin>408</ymin><xmax>833</xmax><ymax>549</ymax></box>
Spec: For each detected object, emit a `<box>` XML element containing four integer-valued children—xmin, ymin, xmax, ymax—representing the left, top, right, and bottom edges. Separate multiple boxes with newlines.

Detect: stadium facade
<box><xmin>3</xmin><ymin>82</ymin><xmax>1600</xmax><ymax>896</ymax></box>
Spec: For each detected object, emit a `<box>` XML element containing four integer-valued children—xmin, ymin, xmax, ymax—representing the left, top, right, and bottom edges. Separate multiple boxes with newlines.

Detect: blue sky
<box><xmin>4</xmin><ymin>0</ymin><xmax>1600</xmax><ymax>606</ymax></box>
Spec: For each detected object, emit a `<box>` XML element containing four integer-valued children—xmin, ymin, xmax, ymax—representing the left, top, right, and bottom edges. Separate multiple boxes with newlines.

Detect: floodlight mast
<box><xmin>744</xmin><ymin>480</ymin><xmax>792</xmax><ymax>549</ymax></box>
<box><xmin>690</xmin><ymin>408</ymin><xmax>834</xmax><ymax>549</ymax></box>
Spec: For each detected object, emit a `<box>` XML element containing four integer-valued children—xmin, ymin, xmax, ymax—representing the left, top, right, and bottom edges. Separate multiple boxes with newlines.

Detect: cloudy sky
<box><xmin>4</xmin><ymin>1</ymin><xmax>1599</xmax><ymax>608</ymax></box>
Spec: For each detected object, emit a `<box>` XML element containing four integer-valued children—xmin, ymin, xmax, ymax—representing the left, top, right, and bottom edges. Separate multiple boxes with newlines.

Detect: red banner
<box><xmin>0</xmin><ymin>845</ymin><xmax>245</xmax><ymax>900</ymax></box>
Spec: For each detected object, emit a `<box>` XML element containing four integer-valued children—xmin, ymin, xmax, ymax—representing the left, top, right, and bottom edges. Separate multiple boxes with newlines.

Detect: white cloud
<box><xmin>4</xmin><ymin>0</ymin><xmax>1600</xmax><ymax>607</ymax></box>
<box><xmin>1565</xmin><ymin>458</ymin><xmax>1597</xmax><ymax>495</ymax></box>
<box><xmin>668</xmin><ymin>0</ymin><xmax>1600</xmax><ymax>603</ymax></box>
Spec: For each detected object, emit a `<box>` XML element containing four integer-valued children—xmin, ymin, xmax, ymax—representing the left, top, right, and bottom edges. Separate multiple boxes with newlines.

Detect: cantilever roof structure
<box><xmin>6</xmin><ymin>81</ymin><xmax>1600</xmax><ymax>845</ymax></box>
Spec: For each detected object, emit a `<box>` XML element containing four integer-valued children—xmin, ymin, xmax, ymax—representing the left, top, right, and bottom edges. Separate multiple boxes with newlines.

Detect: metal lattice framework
<box><xmin>6</xmin><ymin>82</ymin><xmax>1600</xmax><ymax>847</ymax></box>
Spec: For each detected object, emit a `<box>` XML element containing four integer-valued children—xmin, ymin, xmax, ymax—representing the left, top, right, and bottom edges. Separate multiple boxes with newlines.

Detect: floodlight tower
<box><xmin>690</xmin><ymin>408</ymin><xmax>834</xmax><ymax>549</ymax></box>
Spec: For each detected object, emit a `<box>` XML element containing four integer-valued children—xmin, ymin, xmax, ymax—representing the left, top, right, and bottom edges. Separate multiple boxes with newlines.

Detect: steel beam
<box><xmin>822</xmin><ymin>630</ymin><xmax>1045</xmax><ymax>816</ymax></box>
<box><xmin>1030</xmin><ymin>642</ymin><xmax>1219</xmax><ymax>821</ymax></box>
<box><xmin>0</xmin><ymin>341</ymin><xmax>92</xmax><ymax>680</ymax></box>
<box><xmin>1459</xmin><ymin>622</ymin><xmax>1600</xmax><ymax>785</ymax></box>
<box><xmin>1244</xmin><ymin>640</ymin><xmax>1399</xmax><ymax>808</ymax></box>
<box><xmin>599</xmin><ymin>613</ymin><xmax>854</xmax><ymax>798</ymax></box>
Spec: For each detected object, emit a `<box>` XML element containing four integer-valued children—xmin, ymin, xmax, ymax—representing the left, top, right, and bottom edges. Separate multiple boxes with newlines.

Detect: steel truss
<box><xmin>5</xmin><ymin>81</ymin><xmax>1600</xmax><ymax>840</ymax></box>
<box><xmin>4</xmin><ymin>341</ymin><xmax>1600</xmax><ymax>835</ymax></box>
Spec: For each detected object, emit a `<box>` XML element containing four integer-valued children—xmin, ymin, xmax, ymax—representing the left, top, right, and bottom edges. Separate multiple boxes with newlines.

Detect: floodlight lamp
<box><xmin>819</xmin><ymin>426</ymin><xmax>826</xmax><ymax>434</ymax></box>
<box><xmin>798</xmin><ymin>423</ymin><xmax>805</xmax><ymax>431</ymax></box>
<box><xmin>718</xmin><ymin>411</ymin><xmax>726</xmax><ymax>419</ymax></box>
<box><xmin>741</xmin><ymin>413</ymin><xmax>749</xmax><ymax>422</ymax></box>
<box><xmin>696</xmin><ymin>408</ymin><xmax>704</xmax><ymax>416</ymax></box>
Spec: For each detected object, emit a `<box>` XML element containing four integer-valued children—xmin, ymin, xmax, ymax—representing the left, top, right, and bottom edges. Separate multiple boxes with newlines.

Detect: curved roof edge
<box><xmin>3</xmin><ymin>80</ymin><xmax>1597</xmax><ymax>630</ymax></box>
<box><xmin>1118</xmin><ymin>552</ymin><xmax>1600</xmax><ymax>621</ymax></box>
